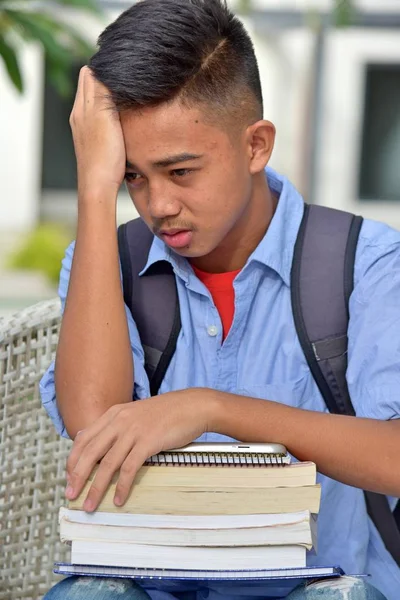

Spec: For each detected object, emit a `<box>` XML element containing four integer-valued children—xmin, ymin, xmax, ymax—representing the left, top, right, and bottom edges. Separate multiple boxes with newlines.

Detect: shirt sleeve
<box><xmin>347</xmin><ymin>230</ymin><xmax>400</xmax><ymax>421</ymax></box>
<box><xmin>39</xmin><ymin>240</ymin><xmax>151</xmax><ymax>438</ymax></box>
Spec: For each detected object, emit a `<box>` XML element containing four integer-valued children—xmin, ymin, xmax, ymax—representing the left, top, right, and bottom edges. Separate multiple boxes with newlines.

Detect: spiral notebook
<box><xmin>143</xmin><ymin>442</ymin><xmax>291</xmax><ymax>466</ymax></box>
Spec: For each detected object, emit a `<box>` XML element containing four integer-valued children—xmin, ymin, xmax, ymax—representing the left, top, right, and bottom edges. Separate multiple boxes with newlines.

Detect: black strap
<box><xmin>291</xmin><ymin>204</ymin><xmax>361</xmax><ymax>414</ymax></box>
<box><xmin>118</xmin><ymin>219</ymin><xmax>181</xmax><ymax>396</ymax></box>
<box><xmin>394</xmin><ymin>500</ymin><xmax>400</xmax><ymax>529</ymax></box>
<box><xmin>291</xmin><ymin>203</ymin><xmax>400</xmax><ymax>566</ymax></box>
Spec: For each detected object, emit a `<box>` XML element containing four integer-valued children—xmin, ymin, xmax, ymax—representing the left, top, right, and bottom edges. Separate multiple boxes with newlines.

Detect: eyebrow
<box><xmin>126</xmin><ymin>153</ymin><xmax>203</xmax><ymax>170</ymax></box>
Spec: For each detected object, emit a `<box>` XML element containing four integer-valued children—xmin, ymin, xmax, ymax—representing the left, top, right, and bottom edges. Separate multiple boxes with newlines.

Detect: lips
<box><xmin>159</xmin><ymin>229</ymin><xmax>193</xmax><ymax>249</ymax></box>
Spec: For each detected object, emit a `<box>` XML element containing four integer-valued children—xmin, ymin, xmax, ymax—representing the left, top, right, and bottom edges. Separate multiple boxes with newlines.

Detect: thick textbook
<box><xmin>69</xmin><ymin>477</ymin><xmax>320</xmax><ymax>516</ymax></box>
<box><xmin>60</xmin><ymin>508</ymin><xmax>317</xmax><ymax>548</ymax></box>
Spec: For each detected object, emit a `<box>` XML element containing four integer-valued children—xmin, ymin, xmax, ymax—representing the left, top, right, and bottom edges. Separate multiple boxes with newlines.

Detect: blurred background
<box><xmin>0</xmin><ymin>0</ymin><xmax>399</xmax><ymax>317</ymax></box>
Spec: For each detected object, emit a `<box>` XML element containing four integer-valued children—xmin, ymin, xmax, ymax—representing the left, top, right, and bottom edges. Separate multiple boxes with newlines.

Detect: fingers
<box><xmin>68</xmin><ymin>437</ymin><xmax>150</xmax><ymax>512</ymax></box>
<box><xmin>66</xmin><ymin>428</ymin><xmax>116</xmax><ymax>504</ymax></box>
<box><xmin>81</xmin><ymin>439</ymin><xmax>148</xmax><ymax>512</ymax></box>
<box><xmin>68</xmin><ymin>61</ymin><xmax>125</xmax><ymax>194</ymax></box>
<box><xmin>70</xmin><ymin>66</ymin><xmax>107</xmax><ymax>123</ymax></box>
<box><xmin>66</xmin><ymin>406</ymin><xmax>121</xmax><ymax>496</ymax></box>
<box><xmin>114</xmin><ymin>446</ymin><xmax>150</xmax><ymax>507</ymax></box>
<box><xmin>66</xmin><ymin>407</ymin><xmax>115</xmax><ymax>477</ymax></box>
<box><xmin>70</xmin><ymin>66</ymin><xmax>89</xmax><ymax>120</ymax></box>
<box><xmin>81</xmin><ymin>65</ymin><xmax>112</xmax><ymax>107</ymax></box>
<box><xmin>65</xmin><ymin>404</ymin><xmax>150</xmax><ymax>512</ymax></box>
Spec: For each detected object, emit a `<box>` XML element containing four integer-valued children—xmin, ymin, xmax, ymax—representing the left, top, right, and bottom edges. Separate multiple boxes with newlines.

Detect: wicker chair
<box><xmin>0</xmin><ymin>299</ymin><xmax>72</xmax><ymax>600</ymax></box>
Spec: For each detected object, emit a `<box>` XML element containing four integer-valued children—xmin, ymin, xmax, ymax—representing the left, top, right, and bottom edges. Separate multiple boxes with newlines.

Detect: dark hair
<box><xmin>90</xmin><ymin>0</ymin><xmax>263</xmax><ymax>123</ymax></box>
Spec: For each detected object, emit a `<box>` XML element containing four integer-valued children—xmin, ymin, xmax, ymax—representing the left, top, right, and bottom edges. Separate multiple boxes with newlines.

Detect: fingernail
<box><xmin>65</xmin><ymin>485</ymin><xmax>74</xmax><ymax>499</ymax></box>
<box><xmin>114</xmin><ymin>496</ymin><xmax>122</xmax><ymax>506</ymax></box>
<box><xmin>83</xmin><ymin>499</ymin><xmax>94</xmax><ymax>512</ymax></box>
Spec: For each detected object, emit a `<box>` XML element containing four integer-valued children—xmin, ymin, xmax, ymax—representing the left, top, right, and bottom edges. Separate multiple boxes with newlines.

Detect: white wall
<box><xmin>0</xmin><ymin>43</ymin><xmax>44</xmax><ymax>232</ymax></box>
<box><xmin>251</xmin><ymin>26</ymin><xmax>315</xmax><ymax>191</ymax></box>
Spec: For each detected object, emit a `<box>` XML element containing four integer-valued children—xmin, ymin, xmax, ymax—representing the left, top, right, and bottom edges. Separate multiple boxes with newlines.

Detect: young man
<box><xmin>40</xmin><ymin>0</ymin><xmax>400</xmax><ymax>598</ymax></box>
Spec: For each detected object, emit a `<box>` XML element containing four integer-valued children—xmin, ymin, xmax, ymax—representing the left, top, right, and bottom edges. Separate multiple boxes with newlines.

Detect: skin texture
<box><xmin>55</xmin><ymin>69</ymin><xmax>134</xmax><ymax>441</ymax></box>
<box><xmin>121</xmin><ymin>100</ymin><xmax>276</xmax><ymax>273</ymax></box>
<box><xmin>59</xmin><ymin>67</ymin><xmax>400</xmax><ymax>513</ymax></box>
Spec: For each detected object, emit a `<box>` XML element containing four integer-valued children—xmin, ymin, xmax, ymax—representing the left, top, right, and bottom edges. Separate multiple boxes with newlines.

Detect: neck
<box><xmin>190</xmin><ymin>172</ymin><xmax>277</xmax><ymax>273</ymax></box>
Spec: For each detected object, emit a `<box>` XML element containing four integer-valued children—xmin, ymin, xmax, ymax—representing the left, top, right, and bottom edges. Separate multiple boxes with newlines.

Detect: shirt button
<box><xmin>207</xmin><ymin>325</ymin><xmax>218</xmax><ymax>337</ymax></box>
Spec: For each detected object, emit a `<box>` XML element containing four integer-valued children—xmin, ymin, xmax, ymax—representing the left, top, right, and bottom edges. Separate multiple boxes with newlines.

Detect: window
<box><xmin>359</xmin><ymin>64</ymin><xmax>400</xmax><ymax>202</ymax></box>
<box><xmin>41</xmin><ymin>62</ymin><xmax>83</xmax><ymax>191</ymax></box>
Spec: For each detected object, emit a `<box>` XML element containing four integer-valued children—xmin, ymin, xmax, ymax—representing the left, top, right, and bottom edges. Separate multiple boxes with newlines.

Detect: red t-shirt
<box><xmin>192</xmin><ymin>265</ymin><xmax>241</xmax><ymax>340</ymax></box>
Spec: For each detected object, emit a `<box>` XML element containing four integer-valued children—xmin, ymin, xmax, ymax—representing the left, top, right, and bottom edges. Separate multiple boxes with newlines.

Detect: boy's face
<box><xmin>121</xmin><ymin>100</ymin><xmax>259</xmax><ymax>259</ymax></box>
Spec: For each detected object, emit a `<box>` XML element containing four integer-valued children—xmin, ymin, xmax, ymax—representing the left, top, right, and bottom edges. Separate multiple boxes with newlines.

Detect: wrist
<box><xmin>77</xmin><ymin>167</ymin><xmax>120</xmax><ymax>207</ymax></box>
<box><xmin>77</xmin><ymin>189</ymin><xmax>119</xmax><ymax>219</ymax></box>
<box><xmin>201</xmin><ymin>388</ymin><xmax>227</xmax><ymax>434</ymax></box>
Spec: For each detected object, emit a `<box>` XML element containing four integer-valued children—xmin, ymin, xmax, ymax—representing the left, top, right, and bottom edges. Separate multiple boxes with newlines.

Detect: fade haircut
<box><xmin>90</xmin><ymin>0</ymin><xmax>263</xmax><ymax>129</ymax></box>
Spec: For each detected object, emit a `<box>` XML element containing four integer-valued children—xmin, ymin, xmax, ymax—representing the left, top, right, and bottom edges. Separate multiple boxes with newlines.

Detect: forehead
<box><xmin>120</xmin><ymin>100</ymin><xmax>230</xmax><ymax>158</ymax></box>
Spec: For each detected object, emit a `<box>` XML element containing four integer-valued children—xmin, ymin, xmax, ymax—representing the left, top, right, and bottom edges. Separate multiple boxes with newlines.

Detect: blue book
<box><xmin>54</xmin><ymin>563</ymin><xmax>346</xmax><ymax>594</ymax></box>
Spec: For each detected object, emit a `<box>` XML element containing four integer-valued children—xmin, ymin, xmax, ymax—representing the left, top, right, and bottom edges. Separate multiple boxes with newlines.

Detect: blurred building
<box><xmin>1</xmin><ymin>0</ymin><xmax>400</xmax><ymax>234</ymax></box>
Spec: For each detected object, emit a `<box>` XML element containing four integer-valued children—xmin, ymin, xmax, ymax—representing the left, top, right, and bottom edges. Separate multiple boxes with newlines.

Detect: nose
<box><xmin>147</xmin><ymin>183</ymin><xmax>181</xmax><ymax>221</ymax></box>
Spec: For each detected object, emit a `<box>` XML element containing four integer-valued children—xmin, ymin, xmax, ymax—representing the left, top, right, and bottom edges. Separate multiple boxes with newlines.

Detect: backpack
<box><xmin>118</xmin><ymin>203</ymin><xmax>400</xmax><ymax>566</ymax></box>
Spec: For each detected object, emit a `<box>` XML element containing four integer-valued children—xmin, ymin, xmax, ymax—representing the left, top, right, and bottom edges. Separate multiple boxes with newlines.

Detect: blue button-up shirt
<box><xmin>40</xmin><ymin>168</ymin><xmax>400</xmax><ymax>600</ymax></box>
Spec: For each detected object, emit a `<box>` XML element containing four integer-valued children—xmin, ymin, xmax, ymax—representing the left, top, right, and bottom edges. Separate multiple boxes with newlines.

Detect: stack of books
<box><xmin>60</xmin><ymin>443</ymin><xmax>321</xmax><ymax>574</ymax></box>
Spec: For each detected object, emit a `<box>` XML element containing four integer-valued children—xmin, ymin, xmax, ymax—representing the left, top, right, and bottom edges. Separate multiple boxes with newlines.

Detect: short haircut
<box><xmin>90</xmin><ymin>0</ymin><xmax>263</xmax><ymax>128</ymax></box>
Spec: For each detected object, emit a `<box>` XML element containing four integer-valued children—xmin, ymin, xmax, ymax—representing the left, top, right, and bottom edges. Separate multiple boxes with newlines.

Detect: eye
<box><xmin>125</xmin><ymin>172</ymin><xmax>145</xmax><ymax>188</ymax></box>
<box><xmin>171</xmin><ymin>168</ymin><xmax>192</xmax><ymax>178</ymax></box>
<box><xmin>125</xmin><ymin>172</ymin><xmax>142</xmax><ymax>182</ymax></box>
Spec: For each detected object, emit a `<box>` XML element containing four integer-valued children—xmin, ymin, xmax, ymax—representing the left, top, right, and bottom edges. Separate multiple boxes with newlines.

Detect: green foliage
<box><xmin>236</xmin><ymin>0</ymin><xmax>252</xmax><ymax>16</ymax></box>
<box><xmin>0</xmin><ymin>0</ymin><xmax>102</xmax><ymax>95</ymax></box>
<box><xmin>7</xmin><ymin>223</ymin><xmax>73</xmax><ymax>285</ymax></box>
<box><xmin>305</xmin><ymin>0</ymin><xmax>355</xmax><ymax>30</ymax></box>
<box><xmin>333</xmin><ymin>0</ymin><xmax>355</xmax><ymax>27</ymax></box>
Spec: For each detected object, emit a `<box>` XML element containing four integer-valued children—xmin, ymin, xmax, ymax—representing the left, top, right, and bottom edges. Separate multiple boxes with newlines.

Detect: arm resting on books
<box><xmin>209</xmin><ymin>390</ymin><xmax>400</xmax><ymax>498</ymax></box>
<box><xmin>64</xmin><ymin>387</ymin><xmax>400</xmax><ymax>512</ymax></box>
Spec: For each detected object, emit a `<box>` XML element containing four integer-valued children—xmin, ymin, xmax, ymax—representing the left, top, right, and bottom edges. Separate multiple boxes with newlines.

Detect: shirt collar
<box><xmin>140</xmin><ymin>167</ymin><xmax>305</xmax><ymax>286</ymax></box>
<box><xmin>246</xmin><ymin>167</ymin><xmax>305</xmax><ymax>286</ymax></box>
<box><xmin>139</xmin><ymin>230</ymin><xmax>192</xmax><ymax>283</ymax></box>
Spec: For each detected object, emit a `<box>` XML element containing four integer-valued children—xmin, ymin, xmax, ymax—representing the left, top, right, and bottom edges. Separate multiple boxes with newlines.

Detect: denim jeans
<box><xmin>43</xmin><ymin>575</ymin><xmax>387</xmax><ymax>600</ymax></box>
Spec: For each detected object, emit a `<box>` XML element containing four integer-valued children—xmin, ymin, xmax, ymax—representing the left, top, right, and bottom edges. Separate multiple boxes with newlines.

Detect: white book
<box><xmin>60</xmin><ymin>508</ymin><xmax>316</xmax><ymax>549</ymax></box>
<box><xmin>71</xmin><ymin>540</ymin><xmax>307</xmax><ymax>570</ymax></box>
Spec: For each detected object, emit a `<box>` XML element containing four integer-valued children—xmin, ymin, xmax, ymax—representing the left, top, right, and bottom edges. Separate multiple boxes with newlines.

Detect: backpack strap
<box><xmin>291</xmin><ymin>204</ymin><xmax>361</xmax><ymax>415</ymax></box>
<box><xmin>291</xmin><ymin>203</ymin><xmax>400</xmax><ymax>566</ymax></box>
<box><xmin>117</xmin><ymin>218</ymin><xmax>181</xmax><ymax>396</ymax></box>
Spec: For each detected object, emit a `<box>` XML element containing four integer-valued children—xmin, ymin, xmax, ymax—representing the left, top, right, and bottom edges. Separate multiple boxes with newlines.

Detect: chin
<box><xmin>171</xmin><ymin>242</ymin><xmax>215</xmax><ymax>259</ymax></box>
<box><xmin>171</xmin><ymin>246</ymin><xmax>204</xmax><ymax>258</ymax></box>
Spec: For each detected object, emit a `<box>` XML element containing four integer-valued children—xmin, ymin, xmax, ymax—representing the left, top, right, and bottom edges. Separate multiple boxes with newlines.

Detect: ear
<box><xmin>246</xmin><ymin>120</ymin><xmax>276</xmax><ymax>175</ymax></box>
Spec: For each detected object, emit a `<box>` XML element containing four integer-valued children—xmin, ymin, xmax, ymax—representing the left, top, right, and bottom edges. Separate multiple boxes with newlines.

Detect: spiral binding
<box><xmin>145</xmin><ymin>451</ymin><xmax>288</xmax><ymax>467</ymax></box>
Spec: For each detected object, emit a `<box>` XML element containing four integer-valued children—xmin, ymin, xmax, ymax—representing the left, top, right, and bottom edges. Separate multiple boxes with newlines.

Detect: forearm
<box><xmin>55</xmin><ymin>198</ymin><xmax>133</xmax><ymax>439</ymax></box>
<box><xmin>210</xmin><ymin>391</ymin><xmax>399</xmax><ymax>496</ymax></box>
